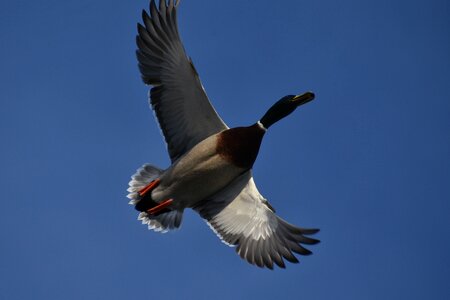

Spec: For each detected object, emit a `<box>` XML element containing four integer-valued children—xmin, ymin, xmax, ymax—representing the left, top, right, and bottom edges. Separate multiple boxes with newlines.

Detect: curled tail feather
<box><xmin>127</xmin><ymin>163</ymin><xmax>183</xmax><ymax>233</ymax></box>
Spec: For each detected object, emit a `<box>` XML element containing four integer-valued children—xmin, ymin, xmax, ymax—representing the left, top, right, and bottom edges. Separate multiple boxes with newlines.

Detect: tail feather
<box><xmin>138</xmin><ymin>210</ymin><xmax>183</xmax><ymax>233</ymax></box>
<box><xmin>127</xmin><ymin>163</ymin><xmax>183</xmax><ymax>233</ymax></box>
<box><xmin>127</xmin><ymin>164</ymin><xmax>163</xmax><ymax>204</ymax></box>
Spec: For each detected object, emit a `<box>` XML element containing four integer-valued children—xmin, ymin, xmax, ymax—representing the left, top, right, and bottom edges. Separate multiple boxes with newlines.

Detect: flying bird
<box><xmin>127</xmin><ymin>0</ymin><xmax>319</xmax><ymax>269</ymax></box>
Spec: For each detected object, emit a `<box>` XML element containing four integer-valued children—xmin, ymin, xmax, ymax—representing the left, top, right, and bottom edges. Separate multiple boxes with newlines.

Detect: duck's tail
<box><xmin>127</xmin><ymin>163</ymin><xmax>183</xmax><ymax>233</ymax></box>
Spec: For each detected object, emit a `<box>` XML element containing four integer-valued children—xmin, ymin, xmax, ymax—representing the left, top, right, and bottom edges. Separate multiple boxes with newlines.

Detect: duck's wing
<box><xmin>193</xmin><ymin>171</ymin><xmax>320</xmax><ymax>269</ymax></box>
<box><xmin>136</xmin><ymin>0</ymin><xmax>228</xmax><ymax>162</ymax></box>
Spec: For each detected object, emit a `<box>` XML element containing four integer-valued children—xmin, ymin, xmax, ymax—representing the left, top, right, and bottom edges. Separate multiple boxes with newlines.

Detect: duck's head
<box><xmin>259</xmin><ymin>92</ymin><xmax>315</xmax><ymax>130</ymax></box>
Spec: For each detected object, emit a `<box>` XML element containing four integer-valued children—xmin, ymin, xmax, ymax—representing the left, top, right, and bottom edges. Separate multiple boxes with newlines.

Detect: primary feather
<box><xmin>137</xmin><ymin>0</ymin><xmax>228</xmax><ymax>162</ymax></box>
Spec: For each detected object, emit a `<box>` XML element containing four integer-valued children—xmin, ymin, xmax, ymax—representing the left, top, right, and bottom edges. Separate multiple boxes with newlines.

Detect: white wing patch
<box><xmin>211</xmin><ymin>178</ymin><xmax>277</xmax><ymax>240</ymax></box>
<box><xmin>194</xmin><ymin>171</ymin><xmax>319</xmax><ymax>269</ymax></box>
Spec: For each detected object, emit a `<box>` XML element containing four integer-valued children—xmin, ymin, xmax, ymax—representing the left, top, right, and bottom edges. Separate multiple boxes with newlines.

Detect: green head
<box><xmin>259</xmin><ymin>92</ymin><xmax>315</xmax><ymax>129</ymax></box>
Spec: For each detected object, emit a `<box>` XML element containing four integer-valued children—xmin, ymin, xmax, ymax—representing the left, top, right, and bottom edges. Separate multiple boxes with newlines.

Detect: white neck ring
<box><xmin>257</xmin><ymin>121</ymin><xmax>267</xmax><ymax>132</ymax></box>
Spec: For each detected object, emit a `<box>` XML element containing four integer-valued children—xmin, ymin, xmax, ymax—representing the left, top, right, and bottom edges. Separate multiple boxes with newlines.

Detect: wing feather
<box><xmin>193</xmin><ymin>171</ymin><xmax>320</xmax><ymax>269</ymax></box>
<box><xmin>137</xmin><ymin>0</ymin><xmax>228</xmax><ymax>162</ymax></box>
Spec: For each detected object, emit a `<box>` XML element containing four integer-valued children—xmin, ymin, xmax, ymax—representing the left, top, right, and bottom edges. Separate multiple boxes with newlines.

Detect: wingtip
<box><xmin>149</xmin><ymin>0</ymin><xmax>158</xmax><ymax>14</ymax></box>
<box><xmin>284</xmin><ymin>254</ymin><xmax>299</xmax><ymax>264</ymax></box>
<box><xmin>160</xmin><ymin>0</ymin><xmax>167</xmax><ymax>10</ymax></box>
<box><xmin>141</xmin><ymin>9</ymin><xmax>151</xmax><ymax>23</ymax></box>
<box><xmin>310</xmin><ymin>238</ymin><xmax>321</xmax><ymax>245</ymax></box>
<box><xmin>303</xmin><ymin>249</ymin><xmax>313</xmax><ymax>256</ymax></box>
<box><xmin>274</xmin><ymin>258</ymin><xmax>286</xmax><ymax>269</ymax></box>
<box><xmin>136</xmin><ymin>23</ymin><xmax>145</xmax><ymax>34</ymax></box>
<box><xmin>302</xmin><ymin>228</ymin><xmax>320</xmax><ymax>235</ymax></box>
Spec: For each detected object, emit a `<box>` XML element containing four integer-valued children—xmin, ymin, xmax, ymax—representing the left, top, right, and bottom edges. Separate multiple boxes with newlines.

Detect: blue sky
<box><xmin>1</xmin><ymin>0</ymin><xmax>449</xmax><ymax>299</ymax></box>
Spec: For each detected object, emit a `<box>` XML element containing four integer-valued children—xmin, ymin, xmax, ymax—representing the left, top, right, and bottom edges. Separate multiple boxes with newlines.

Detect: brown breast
<box><xmin>216</xmin><ymin>124</ymin><xmax>265</xmax><ymax>169</ymax></box>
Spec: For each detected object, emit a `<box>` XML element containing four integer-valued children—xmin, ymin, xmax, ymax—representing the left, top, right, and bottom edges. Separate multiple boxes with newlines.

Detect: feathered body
<box><xmin>127</xmin><ymin>0</ymin><xmax>319</xmax><ymax>269</ymax></box>
<box><xmin>151</xmin><ymin>125</ymin><xmax>263</xmax><ymax>209</ymax></box>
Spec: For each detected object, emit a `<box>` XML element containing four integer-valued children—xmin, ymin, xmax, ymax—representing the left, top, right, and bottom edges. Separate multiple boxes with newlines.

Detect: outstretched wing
<box><xmin>136</xmin><ymin>0</ymin><xmax>228</xmax><ymax>162</ymax></box>
<box><xmin>193</xmin><ymin>171</ymin><xmax>320</xmax><ymax>269</ymax></box>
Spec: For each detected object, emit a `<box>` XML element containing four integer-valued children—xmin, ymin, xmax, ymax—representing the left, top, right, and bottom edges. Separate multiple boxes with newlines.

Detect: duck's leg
<box><xmin>136</xmin><ymin>178</ymin><xmax>173</xmax><ymax>215</ymax></box>
<box><xmin>138</xmin><ymin>178</ymin><xmax>160</xmax><ymax>197</ymax></box>
<box><xmin>147</xmin><ymin>199</ymin><xmax>173</xmax><ymax>215</ymax></box>
<box><xmin>135</xmin><ymin>179</ymin><xmax>173</xmax><ymax>215</ymax></box>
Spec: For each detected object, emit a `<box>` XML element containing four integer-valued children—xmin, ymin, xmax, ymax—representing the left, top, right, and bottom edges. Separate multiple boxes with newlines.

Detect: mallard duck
<box><xmin>127</xmin><ymin>0</ymin><xmax>319</xmax><ymax>269</ymax></box>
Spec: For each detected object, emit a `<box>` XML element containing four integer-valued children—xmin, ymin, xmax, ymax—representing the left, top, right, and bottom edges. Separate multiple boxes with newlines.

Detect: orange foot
<box><xmin>147</xmin><ymin>199</ymin><xmax>173</xmax><ymax>215</ymax></box>
<box><xmin>138</xmin><ymin>179</ymin><xmax>161</xmax><ymax>197</ymax></box>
